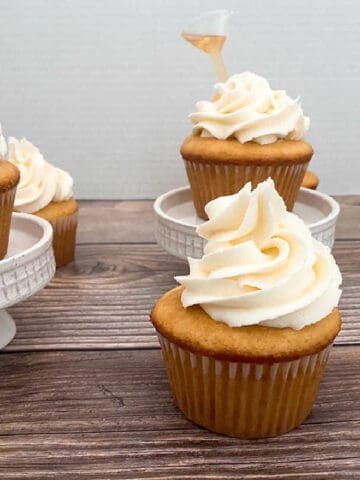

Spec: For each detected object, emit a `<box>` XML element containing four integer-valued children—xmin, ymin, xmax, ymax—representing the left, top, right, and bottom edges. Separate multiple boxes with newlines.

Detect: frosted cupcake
<box><xmin>181</xmin><ymin>72</ymin><xmax>313</xmax><ymax>218</ymax></box>
<box><xmin>8</xmin><ymin>137</ymin><xmax>78</xmax><ymax>267</ymax></box>
<box><xmin>0</xmin><ymin>127</ymin><xmax>20</xmax><ymax>259</ymax></box>
<box><xmin>151</xmin><ymin>179</ymin><xmax>342</xmax><ymax>438</ymax></box>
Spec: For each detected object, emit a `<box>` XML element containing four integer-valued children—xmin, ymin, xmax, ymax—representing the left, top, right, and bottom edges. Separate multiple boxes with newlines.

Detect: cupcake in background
<box><xmin>0</xmin><ymin>127</ymin><xmax>20</xmax><ymax>259</ymax></box>
<box><xmin>181</xmin><ymin>72</ymin><xmax>313</xmax><ymax>218</ymax></box>
<box><xmin>151</xmin><ymin>179</ymin><xmax>342</xmax><ymax>438</ymax></box>
<box><xmin>302</xmin><ymin>170</ymin><xmax>319</xmax><ymax>190</ymax></box>
<box><xmin>8</xmin><ymin>137</ymin><xmax>78</xmax><ymax>267</ymax></box>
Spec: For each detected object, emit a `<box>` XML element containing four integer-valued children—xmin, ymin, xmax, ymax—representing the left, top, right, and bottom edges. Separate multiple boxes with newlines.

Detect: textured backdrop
<box><xmin>0</xmin><ymin>0</ymin><xmax>358</xmax><ymax>198</ymax></box>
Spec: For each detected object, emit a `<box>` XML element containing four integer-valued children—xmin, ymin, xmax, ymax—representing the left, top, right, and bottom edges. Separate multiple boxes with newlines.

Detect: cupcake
<box><xmin>8</xmin><ymin>137</ymin><xmax>78</xmax><ymax>267</ymax></box>
<box><xmin>181</xmin><ymin>72</ymin><xmax>313</xmax><ymax>219</ymax></box>
<box><xmin>151</xmin><ymin>179</ymin><xmax>342</xmax><ymax>438</ymax></box>
<box><xmin>302</xmin><ymin>170</ymin><xmax>319</xmax><ymax>190</ymax></box>
<box><xmin>0</xmin><ymin>127</ymin><xmax>20</xmax><ymax>259</ymax></box>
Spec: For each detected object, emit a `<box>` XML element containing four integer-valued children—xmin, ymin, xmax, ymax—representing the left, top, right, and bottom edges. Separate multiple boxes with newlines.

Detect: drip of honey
<box><xmin>182</xmin><ymin>33</ymin><xmax>228</xmax><ymax>82</ymax></box>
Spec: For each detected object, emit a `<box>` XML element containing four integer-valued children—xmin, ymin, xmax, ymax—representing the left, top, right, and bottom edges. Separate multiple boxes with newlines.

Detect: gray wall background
<box><xmin>0</xmin><ymin>0</ymin><xmax>359</xmax><ymax>199</ymax></box>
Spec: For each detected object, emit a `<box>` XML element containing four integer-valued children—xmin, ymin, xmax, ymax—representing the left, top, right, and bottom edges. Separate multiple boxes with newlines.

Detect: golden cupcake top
<box><xmin>151</xmin><ymin>287</ymin><xmax>341</xmax><ymax>361</ymax></box>
<box><xmin>181</xmin><ymin>134</ymin><xmax>313</xmax><ymax>165</ymax></box>
<box><xmin>35</xmin><ymin>198</ymin><xmax>78</xmax><ymax>221</ymax></box>
<box><xmin>0</xmin><ymin>160</ymin><xmax>20</xmax><ymax>193</ymax></box>
<box><xmin>0</xmin><ymin>125</ymin><xmax>20</xmax><ymax>193</ymax></box>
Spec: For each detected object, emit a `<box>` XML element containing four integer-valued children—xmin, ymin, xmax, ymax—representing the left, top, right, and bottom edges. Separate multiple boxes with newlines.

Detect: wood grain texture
<box><xmin>335</xmin><ymin>195</ymin><xmax>360</xmax><ymax>240</ymax></box>
<box><xmin>76</xmin><ymin>196</ymin><xmax>360</xmax><ymax>244</ymax></box>
<box><xmin>78</xmin><ymin>200</ymin><xmax>155</xmax><ymax>244</ymax></box>
<box><xmin>0</xmin><ymin>463</ymin><xmax>358</xmax><ymax>480</ymax></box>
<box><xmin>0</xmin><ymin>348</ymin><xmax>358</xmax><ymax>479</ymax></box>
<box><xmin>6</xmin><ymin>241</ymin><xmax>360</xmax><ymax>351</ymax></box>
<box><xmin>0</xmin><ymin>449</ymin><xmax>358</xmax><ymax>480</ymax></box>
<box><xmin>2</xmin><ymin>197</ymin><xmax>359</xmax><ymax>479</ymax></box>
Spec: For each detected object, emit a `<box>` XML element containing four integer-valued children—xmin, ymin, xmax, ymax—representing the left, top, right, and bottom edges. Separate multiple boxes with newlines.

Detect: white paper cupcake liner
<box><xmin>157</xmin><ymin>333</ymin><xmax>332</xmax><ymax>438</ymax></box>
<box><xmin>184</xmin><ymin>160</ymin><xmax>308</xmax><ymax>218</ymax></box>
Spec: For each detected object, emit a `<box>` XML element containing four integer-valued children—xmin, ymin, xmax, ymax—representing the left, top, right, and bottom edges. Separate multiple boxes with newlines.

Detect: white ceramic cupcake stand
<box><xmin>0</xmin><ymin>213</ymin><xmax>55</xmax><ymax>349</ymax></box>
<box><xmin>154</xmin><ymin>186</ymin><xmax>340</xmax><ymax>260</ymax></box>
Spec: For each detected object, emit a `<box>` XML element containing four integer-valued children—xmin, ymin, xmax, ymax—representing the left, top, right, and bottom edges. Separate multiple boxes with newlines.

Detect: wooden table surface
<box><xmin>1</xmin><ymin>196</ymin><xmax>360</xmax><ymax>479</ymax></box>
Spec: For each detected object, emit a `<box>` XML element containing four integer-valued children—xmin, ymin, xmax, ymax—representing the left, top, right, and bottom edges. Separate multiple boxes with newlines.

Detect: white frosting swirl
<box><xmin>8</xmin><ymin>137</ymin><xmax>73</xmax><ymax>213</ymax></box>
<box><xmin>0</xmin><ymin>124</ymin><xmax>7</xmax><ymax>159</ymax></box>
<box><xmin>176</xmin><ymin>179</ymin><xmax>341</xmax><ymax>330</ymax></box>
<box><xmin>190</xmin><ymin>72</ymin><xmax>310</xmax><ymax>145</ymax></box>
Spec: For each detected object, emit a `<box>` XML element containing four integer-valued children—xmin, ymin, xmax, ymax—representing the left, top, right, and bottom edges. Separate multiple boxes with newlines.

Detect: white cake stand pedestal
<box><xmin>154</xmin><ymin>186</ymin><xmax>340</xmax><ymax>260</ymax></box>
<box><xmin>0</xmin><ymin>213</ymin><xmax>55</xmax><ymax>349</ymax></box>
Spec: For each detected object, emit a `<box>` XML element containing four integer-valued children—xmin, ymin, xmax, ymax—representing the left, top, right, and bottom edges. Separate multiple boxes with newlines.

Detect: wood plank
<box><xmin>6</xmin><ymin>241</ymin><xmax>360</xmax><ymax>351</ymax></box>
<box><xmin>78</xmin><ymin>200</ymin><xmax>155</xmax><ymax>244</ymax></box>
<box><xmin>0</xmin><ymin>348</ymin><xmax>358</xmax><ymax>479</ymax></box>
<box><xmin>2</xmin><ymin>198</ymin><xmax>358</xmax><ymax>479</ymax></box>
<box><xmin>335</xmin><ymin>195</ymin><xmax>360</xmax><ymax>240</ymax></box>
<box><xmin>0</xmin><ymin>447</ymin><xmax>358</xmax><ymax>479</ymax></box>
<box><xmin>76</xmin><ymin>196</ymin><xmax>360</xmax><ymax>244</ymax></box>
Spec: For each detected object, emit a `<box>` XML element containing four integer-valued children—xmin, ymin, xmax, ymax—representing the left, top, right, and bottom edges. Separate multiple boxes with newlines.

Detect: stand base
<box><xmin>0</xmin><ymin>310</ymin><xmax>16</xmax><ymax>349</ymax></box>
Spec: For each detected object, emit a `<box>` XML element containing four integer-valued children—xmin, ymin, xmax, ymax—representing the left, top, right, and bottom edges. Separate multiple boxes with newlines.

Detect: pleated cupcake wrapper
<box><xmin>0</xmin><ymin>187</ymin><xmax>17</xmax><ymax>260</ymax></box>
<box><xmin>184</xmin><ymin>160</ymin><xmax>308</xmax><ymax>219</ymax></box>
<box><xmin>43</xmin><ymin>211</ymin><xmax>78</xmax><ymax>268</ymax></box>
<box><xmin>157</xmin><ymin>333</ymin><xmax>332</xmax><ymax>438</ymax></box>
